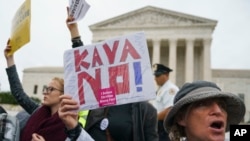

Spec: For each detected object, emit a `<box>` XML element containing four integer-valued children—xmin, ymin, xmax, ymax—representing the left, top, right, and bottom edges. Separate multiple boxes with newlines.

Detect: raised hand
<box><xmin>4</xmin><ymin>39</ymin><xmax>14</xmax><ymax>67</ymax></box>
<box><xmin>66</xmin><ymin>7</ymin><xmax>80</xmax><ymax>38</ymax></box>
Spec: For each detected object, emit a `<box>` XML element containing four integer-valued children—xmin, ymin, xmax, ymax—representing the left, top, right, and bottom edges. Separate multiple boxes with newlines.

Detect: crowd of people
<box><xmin>0</xmin><ymin>6</ymin><xmax>246</xmax><ymax>141</ymax></box>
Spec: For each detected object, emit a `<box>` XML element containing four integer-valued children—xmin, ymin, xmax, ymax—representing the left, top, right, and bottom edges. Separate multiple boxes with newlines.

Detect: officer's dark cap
<box><xmin>153</xmin><ymin>63</ymin><xmax>173</xmax><ymax>76</ymax></box>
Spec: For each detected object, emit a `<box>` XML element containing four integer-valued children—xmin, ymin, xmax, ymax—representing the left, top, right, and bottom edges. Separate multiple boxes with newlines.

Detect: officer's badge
<box><xmin>169</xmin><ymin>88</ymin><xmax>176</xmax><ymax>95</ymax></box>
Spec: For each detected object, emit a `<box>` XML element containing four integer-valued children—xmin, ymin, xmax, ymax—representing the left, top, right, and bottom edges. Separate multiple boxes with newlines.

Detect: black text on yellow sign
<box><xmin>9</xmin><ymin>0</ymin><xmax>31</xmax><ymax>56</ymax></box>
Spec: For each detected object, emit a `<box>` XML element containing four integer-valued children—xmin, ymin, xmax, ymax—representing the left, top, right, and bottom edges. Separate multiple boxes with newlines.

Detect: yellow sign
<box><xmin>9</xmin><ymin>0</ymin><xmax>31</xmax><ymax>55</ymax></box>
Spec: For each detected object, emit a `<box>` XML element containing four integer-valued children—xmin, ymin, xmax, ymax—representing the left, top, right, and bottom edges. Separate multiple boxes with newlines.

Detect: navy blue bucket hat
<box><xmin>164</xmin><ymin>80</ymin><xmax>246</xmax><ymax>132</ymax></box>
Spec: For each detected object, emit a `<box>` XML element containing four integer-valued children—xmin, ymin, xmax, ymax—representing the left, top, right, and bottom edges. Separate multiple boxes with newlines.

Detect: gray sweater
<box><xmin>6</xmin><ymin>65</ymin><xmax>39</xmax><ymax>130</ymax></box>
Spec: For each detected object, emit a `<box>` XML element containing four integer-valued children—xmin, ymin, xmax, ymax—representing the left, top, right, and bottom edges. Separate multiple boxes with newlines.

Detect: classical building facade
<box><xmin>21</xmin><ymin>6</ymin><xmax>250</xmax><ymax>122</ymax></box>
<box><xmin>89</xmin><ymin>6</ymin><xmax>216</xmax><ymax>86</ymax></box>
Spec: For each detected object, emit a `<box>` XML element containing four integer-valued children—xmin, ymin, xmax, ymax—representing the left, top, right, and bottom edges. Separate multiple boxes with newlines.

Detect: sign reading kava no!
<box><xmin>63</xmin><ymin>32</ymin><xmax>156</xmax><ymax>110</ymax></box>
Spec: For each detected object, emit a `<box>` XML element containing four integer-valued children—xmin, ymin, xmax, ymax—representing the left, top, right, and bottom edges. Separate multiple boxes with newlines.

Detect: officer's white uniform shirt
<box><xmin>152</xmin><ymin>80</ymin><xmax>179</xmax><ymax>113</ymax></box>
<box><xmin>66</xmin><ymin>129</ymin><xmax>94</xmax><ymax>141</ymax></box>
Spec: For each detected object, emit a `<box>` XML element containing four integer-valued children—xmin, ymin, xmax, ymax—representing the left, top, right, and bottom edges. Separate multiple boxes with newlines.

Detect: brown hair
<box><xmin>52</xmin><ymin>77</ymin><xmax>64</xmax><ymax>93</ymax></box>
<box><xmin>168</xmin><ymin>105</ymin><xmax>189</xmax><ymax>141</ymax></box>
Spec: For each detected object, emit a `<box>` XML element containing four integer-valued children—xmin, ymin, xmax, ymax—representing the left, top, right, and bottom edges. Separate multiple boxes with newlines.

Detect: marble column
<box><xmin>203</xmin><ymin>38</ymin><xmax>212</xmax><ymax>80</ymax></box>
<box><xmin>152</xmin><ymin>39</ymin><xmax>161</xmax><ymax>65</ymax></box>
<box><xmin>185</xmin><ymin>38</ymin><xmax>194</xmax><ymax>82</ymax></box>
<box><xmin>169</xmin><ymin>38</ymin><xmax>177</xmax><ymax>84</ymax></box>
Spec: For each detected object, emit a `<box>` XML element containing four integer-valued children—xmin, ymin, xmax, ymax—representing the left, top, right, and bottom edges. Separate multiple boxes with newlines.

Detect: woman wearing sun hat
<box><xmin>163</xmin><ymin>80</ymin><xmax>245</xmax><ymax>141</ymax></box>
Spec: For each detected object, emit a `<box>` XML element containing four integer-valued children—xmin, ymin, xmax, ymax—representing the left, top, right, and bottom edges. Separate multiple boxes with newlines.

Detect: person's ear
<box><xmin>177</xmin><ymin>118</ymin><xmax>186</xmax><ymax>126</ymax></box>
<box><xmin>176</xmin><ymin>114</ymin><xmax>186</xmax><ymax>126</ymax></box>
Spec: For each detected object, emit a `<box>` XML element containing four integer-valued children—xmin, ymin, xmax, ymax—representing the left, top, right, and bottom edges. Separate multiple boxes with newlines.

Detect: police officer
<box><xmin>151</xmin><ymin>63</ymin><xmax>179</xmax><ymax>141</ymax></box>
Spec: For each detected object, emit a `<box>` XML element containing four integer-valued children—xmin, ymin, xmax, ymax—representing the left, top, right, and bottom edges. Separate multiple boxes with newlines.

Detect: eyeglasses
<box><xmin>43</xmin><ymin>86</ymin><xmax>63</xmax><ymax>94</ymax></box>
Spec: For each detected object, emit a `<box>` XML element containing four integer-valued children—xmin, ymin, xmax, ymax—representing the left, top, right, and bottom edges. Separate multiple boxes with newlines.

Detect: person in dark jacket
<box><xmin>65</xmin><ymin>7</ymin><xmax>159</xmax><ymax>141</ymax></box>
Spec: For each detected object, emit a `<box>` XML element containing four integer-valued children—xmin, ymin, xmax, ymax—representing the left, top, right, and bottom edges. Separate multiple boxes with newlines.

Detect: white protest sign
<box><xmin>63</xmin><ymin>32</ymin><xmax>156</xmax><ymax>110</ymax></box>
<box><xmin>68</xmin><ymin>0</ymin><xmax>90</xmax><ymax>24</ymax></box>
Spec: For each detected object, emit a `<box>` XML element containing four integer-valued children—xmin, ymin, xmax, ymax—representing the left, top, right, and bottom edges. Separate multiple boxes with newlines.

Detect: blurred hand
<box><xmin>58</xmin><ymin>95</ymin><xmax>79</xmax><ymax>130</ymax></box>
<box><xmin>4</xmin><ymin>39</ymin><xmax>12</xmax><ymax>58</ymax></box>
<box><xmin>31</xmin><ymin>133</ymin><xmax>45</xmax><ymax>141</ymax></box>
<box><xmin>66</xmin><ymin>7</ymin><xmax>78</xmax><ymax>34</ymax></box>
<box><xmin>4</xmin><ymin>39</ymin><xmax>14</xmax><ymax>67</ymax></box>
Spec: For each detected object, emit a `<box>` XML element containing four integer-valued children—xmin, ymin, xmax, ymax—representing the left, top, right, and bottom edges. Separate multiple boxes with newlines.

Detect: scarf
<box><xmin>21</xmin><ymin>105</ymin><xmax>67</xmax><ymax>141</ymax></box>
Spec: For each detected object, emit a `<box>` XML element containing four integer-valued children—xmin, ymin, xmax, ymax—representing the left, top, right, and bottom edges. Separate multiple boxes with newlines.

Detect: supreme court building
<box><xmin>22</xmin><ymin>6</ymin><xmax>250</xmax><ymax>122</ymax></box>
<box><xmin>89</xmin><ymin>6</ymin><xmax>215</xmax><ymax>86</ymax></box>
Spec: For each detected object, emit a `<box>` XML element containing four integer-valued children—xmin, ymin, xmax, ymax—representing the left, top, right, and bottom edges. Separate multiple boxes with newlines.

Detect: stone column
<box><xmin>169</xmin><ymin>38</ymin><xmax>177</xmax><ymax>84</ymax></box>
<box><xmin>203</xmin><ymin>38</ymin><xmax>212</xmax><ymax>80</ymax></box>
<box><xmin>185</xmin><ymin>38</ymin><xmax>194</xmax><ymax>82</ymax></box>
<box><xmin>152</xmin><ymin>39</ymin><xmax>161</xmax><ymax>65</ymax></box>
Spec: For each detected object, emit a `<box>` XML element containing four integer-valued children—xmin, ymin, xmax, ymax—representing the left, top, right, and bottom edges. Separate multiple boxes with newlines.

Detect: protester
<box><xmin>164</xmin><ymin>80</ymin><xmax>246</xmax><ymax>141</ymax></box>
<box><xmin>4</xmin><ymin>41</ymin><xmax>92</xmax><ymax>141</ymax></box>
<box><xmin>151</xmin><ymin>63</ymin><xmax>179</xmax><ymax>141</ymax></box>
<box><xmin>66</xmin><ymin>7</ymin><xmax>159</xmax><ymax>141</ymax></box>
